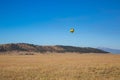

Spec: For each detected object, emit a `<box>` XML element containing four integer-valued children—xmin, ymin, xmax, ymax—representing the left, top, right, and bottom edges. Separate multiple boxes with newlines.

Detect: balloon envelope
<box><xmin>70</xmin><ymin>28</ymin><xmax>74</xmax><ymax>33</ymax></box>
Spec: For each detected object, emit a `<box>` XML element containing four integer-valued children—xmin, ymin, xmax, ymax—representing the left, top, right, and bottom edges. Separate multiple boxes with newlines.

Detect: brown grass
<box><xmin>0</xmin><ymin>53</ymin><xmax>120</xmax><ymax>80</ymax></box>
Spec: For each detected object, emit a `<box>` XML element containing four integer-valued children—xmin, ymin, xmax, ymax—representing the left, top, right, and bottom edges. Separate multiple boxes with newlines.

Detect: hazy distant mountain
<box><xmin>0</xmin><ymin>43</ymin><xmax>109</xmax><ymax>53</ymax></box>
<box><xmin>98</xmin><ymin>47</ymin><xmax>120</xmax><ymax>54</ymax></box>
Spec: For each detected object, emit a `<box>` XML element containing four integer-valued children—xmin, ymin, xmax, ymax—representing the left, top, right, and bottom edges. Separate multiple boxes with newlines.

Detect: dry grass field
<box><xmin>0</xmin><ymin>53</ymin><xmax>120</xmax><ymax>80</ymax></box>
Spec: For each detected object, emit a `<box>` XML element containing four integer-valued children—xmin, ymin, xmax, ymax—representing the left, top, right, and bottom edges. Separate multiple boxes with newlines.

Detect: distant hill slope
<box><xmin>0</xmin><ymin>43</ymin><xmax>109</xmax><ymax>53</ymax></box>
<box><xmin>98</xmin><ymin>47</ymin><xmax>120</xmax><ymax>54</ymax></box>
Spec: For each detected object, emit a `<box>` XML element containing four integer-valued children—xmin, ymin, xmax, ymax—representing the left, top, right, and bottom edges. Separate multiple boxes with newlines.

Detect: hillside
<box><xmin>98</xmin><ymin>47</ymin><xmax>120</xmax><ymax>54</ymax></box>
<box><xmin>0</xmin><ymin>43</ymin><xmax>109</xmax><ymax>53</ymax></box>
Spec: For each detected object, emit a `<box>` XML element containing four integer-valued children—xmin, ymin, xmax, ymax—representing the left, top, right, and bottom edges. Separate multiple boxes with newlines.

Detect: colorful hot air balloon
<box><xmin>70</xmin><ymin>28</ymin><xmax>74</xmax><ymax>33</ymax></box>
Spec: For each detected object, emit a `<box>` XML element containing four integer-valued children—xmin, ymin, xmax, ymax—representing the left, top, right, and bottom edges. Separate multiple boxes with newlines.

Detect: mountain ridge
<box><xmin>98</xmin><ymin>47</ymin><xmax>120</xmax><ymax>54</ymax></box>
<box><xmin>0</xmin><ymin>43</ymin><xmax>109</xmax><ymax>53</ymax></box>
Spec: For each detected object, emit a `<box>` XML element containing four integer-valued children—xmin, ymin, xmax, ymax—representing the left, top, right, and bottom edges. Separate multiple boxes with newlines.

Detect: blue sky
<box><xmin>0</xmin><ymin>0</ymin><xmax>120</xmax><ymax>49</ymax></box>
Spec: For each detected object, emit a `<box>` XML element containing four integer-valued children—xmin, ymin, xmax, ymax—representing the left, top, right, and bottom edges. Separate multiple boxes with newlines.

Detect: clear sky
<box><xmin>0</xmin><ymin>0</ymin><xmax>120</xmax><ymax>49</ymax></box>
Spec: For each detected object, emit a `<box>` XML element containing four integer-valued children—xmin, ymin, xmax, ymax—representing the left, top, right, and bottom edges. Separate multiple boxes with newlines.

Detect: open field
<box><xmin>0</xmin><ymin>53</ymin><xmax>120</xmax><ymax>80</ymax></box>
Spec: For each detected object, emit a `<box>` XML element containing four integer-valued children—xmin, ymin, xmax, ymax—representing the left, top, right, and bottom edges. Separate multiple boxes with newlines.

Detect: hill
<box><xmin>98</xmin><ymin>47</ymin><xmax>120</xmax><ymax>54</ymax></box>
<box><xmin>0</xmin><ymin>43</ymin><xmax>109</xmax><ymax>53</ymax></box>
